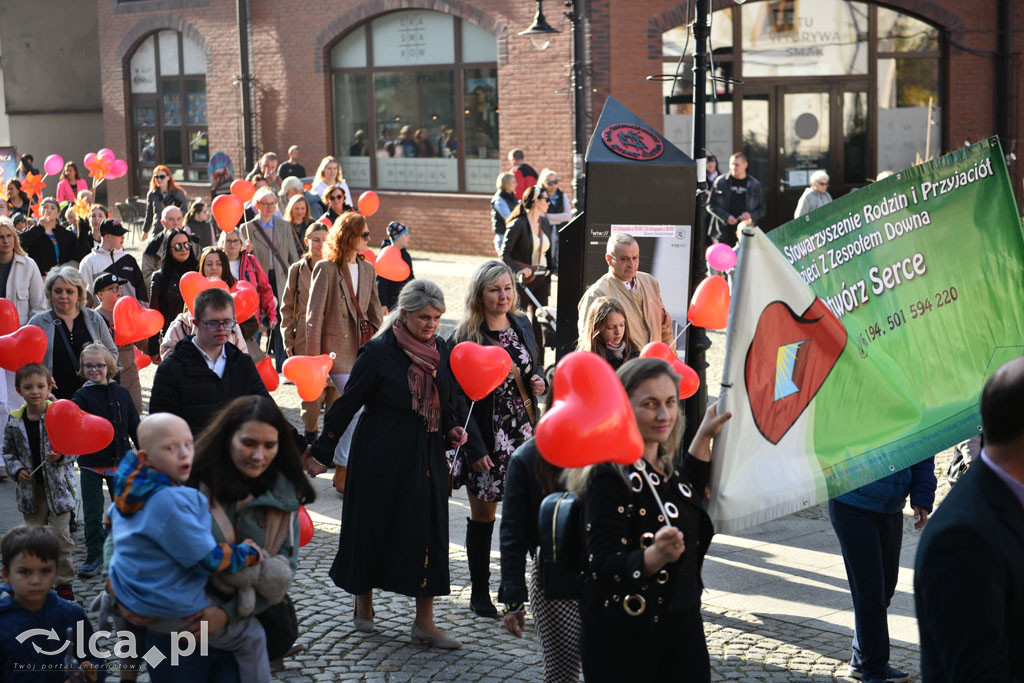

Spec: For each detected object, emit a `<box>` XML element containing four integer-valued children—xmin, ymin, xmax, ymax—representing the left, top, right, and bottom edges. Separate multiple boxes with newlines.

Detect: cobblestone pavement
<box><xmin>0</xmin><ymin>247</ymin><xmax>954</xmax><ymax>680</ymax></box>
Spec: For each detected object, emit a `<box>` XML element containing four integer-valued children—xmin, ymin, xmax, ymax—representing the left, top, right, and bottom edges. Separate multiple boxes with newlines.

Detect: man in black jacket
<box><xmin>149</xmin><ymin>288</ymin><xmax>269</xmax><ymax>436</ymax></box>
<box><xmin>914</xmin><ymin>357</ymin><xmax>1024</xmax><ymax>681</ymax></box>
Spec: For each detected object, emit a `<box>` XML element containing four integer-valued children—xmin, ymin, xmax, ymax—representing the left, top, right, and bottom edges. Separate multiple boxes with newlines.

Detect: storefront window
<box><xmin>877</xmin><ymin>58</ymin><xmax>941</xmax><ymax>173</ymax></box>
<box><xmin>877</xmin><ymin>8</ymin><xmax>939</xmax><ymax>53</ymax></box>
<box><xmin>331</xmin><ymin>11</ymin><xmax>500</xmax><ymax>193</ymax></box>
<box><xmin>741</xmin><ymin>1</ymin><xmax>868</xmax><ymax>77</ymax></box>
<box><xmin>128</xmin><ymin>31</ymin><xmax>208</xmax><ymax>187</ymax></box>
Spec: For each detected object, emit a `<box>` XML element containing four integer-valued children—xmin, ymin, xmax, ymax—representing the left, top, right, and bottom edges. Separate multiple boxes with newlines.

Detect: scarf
<box><xmin>605</xmin><ymin>340</ymin><xmax>626</xmax><ymax>360</ymax></box>
<box><xmin>392</xmin><ymin>320</ymin><xmax>441</xmax><ymax>432</ymax></box>
<box><xmin>112</xmin><ymin>451</ymin><xmax>177</xmax><ymax>517</ymax></box>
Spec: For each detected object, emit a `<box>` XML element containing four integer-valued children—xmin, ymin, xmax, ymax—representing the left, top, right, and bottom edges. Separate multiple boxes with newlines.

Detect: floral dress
<box><xmin>458</xmin><ymin>326</ymin><xmax>534</xmax><ymax>502</ymax></box>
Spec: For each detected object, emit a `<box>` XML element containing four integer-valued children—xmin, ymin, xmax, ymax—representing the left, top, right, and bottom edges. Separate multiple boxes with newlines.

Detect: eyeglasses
<box><xmin>329</xmin><ymin>194</ymin><xmax>345</xmax><ymax>201</ymax></box>
<box><xmin>546</xmin><ymin>179</ymin><xmax>559</xmax><ymax>186</ymax></box>
<box><xmin>257</xmin><ymin>200</ymin><xmax>277</xmax><ymax>207</ymax></box>
<box><xmin>171</xmin><ymin>242</ymin><xmax>192</xmax><ymax>252</ymax></box>
<box><xmin>361</xmin><ymin>231</ymin><xmax>371</xmax><ymax>239</ymax></box>
<box><xmin>82</xmin><ymin>363</ymin><xmax>107</xmax><ymax>372</ymax></box>
<box><xmin>538</xmin><ymin>195</ymin><xmax>550</xmax><ymax>202</ymax></box>
<box><xmin>153</xmin><ymin>174</ymin><xmax>168</xmax><ymax>180</ymax></box>
<box><xmin>198</xmin><ymin>319</ymin><xmax>237</xmax><ymax>331</ymax></box>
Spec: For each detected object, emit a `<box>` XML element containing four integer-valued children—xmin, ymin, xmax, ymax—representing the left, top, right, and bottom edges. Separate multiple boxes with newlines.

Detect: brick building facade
<box><xmin>97</xmin><ymin>0</ymin><xmax>1023</xmax><ymax>254</ymax></box>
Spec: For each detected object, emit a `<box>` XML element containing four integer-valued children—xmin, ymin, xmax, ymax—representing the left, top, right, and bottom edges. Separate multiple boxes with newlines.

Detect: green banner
<box><xmin>767</xmin><ymin>138</ymin><xmax>1024</xmax><ymax>497</ymax></box>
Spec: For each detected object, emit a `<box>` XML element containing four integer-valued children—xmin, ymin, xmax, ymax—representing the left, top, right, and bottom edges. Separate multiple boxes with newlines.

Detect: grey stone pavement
<box><xmin>0</xmin><ymin>248</ymin><xmax>953</xmax><ymax>681</ymax></box>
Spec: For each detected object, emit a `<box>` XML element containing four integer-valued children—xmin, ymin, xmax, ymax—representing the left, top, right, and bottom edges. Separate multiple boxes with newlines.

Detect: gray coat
<box><xmin>794</xmin><ymin>187</ymin><xmax>833</xmax><ymax>218</ymax></box>
<box><xmin>27</xmin><ymin>307</ymin><xmax>117</xmax><ymax>370</ymax></box>
<box><xmin>2</xmin><ymin>403</ymin><xmax>76</xmax><ymax>516</ymax></box>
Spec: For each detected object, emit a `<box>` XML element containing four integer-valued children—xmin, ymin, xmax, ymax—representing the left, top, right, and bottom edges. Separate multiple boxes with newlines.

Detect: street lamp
<box><xmin>521</xmin><ymin>0</ymin><xmax>587</xmax><ymax>211</ymax></box>
<box><xmin>518</xmin><ymin>0</ymin><xmax>559</xmax><ymax>51</ymax></box>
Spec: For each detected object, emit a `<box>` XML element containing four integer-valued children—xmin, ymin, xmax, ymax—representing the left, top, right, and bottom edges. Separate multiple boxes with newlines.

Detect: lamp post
<box><xmin>520</xmin><ymin>0</ymin><xmax>587</xmax><ymax>210</ymax></box>
<box><xmin>683</xmin><ymin>0</ymin><xmax>712</xmax><ymax>450</ymax></box>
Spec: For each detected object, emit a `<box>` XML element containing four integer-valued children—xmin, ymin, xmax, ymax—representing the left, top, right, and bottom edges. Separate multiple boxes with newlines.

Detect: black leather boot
<box><xmin>466</xmin><ymin>518</ymin><xmax>498</xmax><ymax>617</ymax></box>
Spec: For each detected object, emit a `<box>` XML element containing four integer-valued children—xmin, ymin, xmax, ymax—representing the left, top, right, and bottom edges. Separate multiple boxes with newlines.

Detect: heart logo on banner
<box><xmin>282</xmin><ymin>353</ymin><xmax>335</xmax><ymax>401</ymax></box>
<box><xmin>113</xmin><ymin>297</ymin><xmax>165</xmax><ymax>346</ymax></box>
<box><xmin>230</xmin><ymin>280</ymin><xmax>260</xmax><ymax>323</ymax></box>
<box><xmin>0</xmin><ymin>299</ymin><xmax>19</xmax><ymax>335</ymax></box>
<box><xmin>375</xmin><ymin>245</ymin><xmax>410</xmax><ymax>282</ymax></box>
<box><xmin>46</xmin><ymin>399</ymin><xmax>114</xmax><ymax>455</ymax></box>
<box><xmin>256</xmin><ymin>356</ymin><xmax>280</xmax><ymax>392</ymax></box>
<box><xmin>0</xmin><ymin>326</ymin><xmax>47</xmax><ymax>372</ymax></box>
<box><xmin>745</xmin><ymin>298</ymin><xmax>846</xmax><ymax>444</ymax></box>
<box><xmin>180</xmin><ymin>272</ymin><xmax>230</xmax><ymax>317</ymax></box>
<box><xmin>536</xmin><ymin>351</ymin><xmax>643</xmax><ymax>468</ymax></box>
<box><xmin>450</xmin><ymin>342</ymin><xmax>512</xmax><ymax>401</ymax></box>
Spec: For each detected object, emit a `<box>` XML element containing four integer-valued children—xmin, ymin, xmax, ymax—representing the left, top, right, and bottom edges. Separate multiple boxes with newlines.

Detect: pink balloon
<box><xmin>43</xmin><ymin>154</ymin><xmax>64</xmax><ymax>176</ymax></box>
<box><xmin>109</xmin><ymin>159</ymin><xmax>128</xmax><ymax>179</ymax></box>
<box><xmin>97</xmin><ymin>148</ymin><xmax>115</xmax><ymax>162</ymax></box>
<box><xmin>83</xmin><ymin>153</ymin><xmax>97</xmax><ymax>170</ymax></box>
<box><xmin>706</xmin><ymin>243</ymin><xmax>737</xmax><ymax>272</ymax></box>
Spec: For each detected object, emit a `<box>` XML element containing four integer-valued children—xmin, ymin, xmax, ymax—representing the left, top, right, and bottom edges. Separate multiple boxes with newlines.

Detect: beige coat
<box><xmin>578</xmin><ymin>271</ymin><xmax>675</xmax><ymax>350</ymax></box>
<box><xmin>305</xmin><ymin>259</ymin><xmax>382</xmax><ymax>374</ymax></box>
<box><xmin>280</xmin><ymin>258</ymin><xmax>312</xmax><ymax>355</ymax></box>
<box><xmin>4</xmin><ymin>253</ymin><xmax>46</xmax><ymax>325</ymax></box>
<box><xmin>239</xmin><ymin>216</ymin><xmax>299</xmax><ymax>298</ymax></box>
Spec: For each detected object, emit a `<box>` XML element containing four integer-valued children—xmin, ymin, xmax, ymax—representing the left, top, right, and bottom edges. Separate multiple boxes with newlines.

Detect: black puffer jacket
<box><xmin>71</xmin><ymin>382</ymin><xmax>140</xmax><ymax>469</ymax></box>
<box><xmin>149</xmin><ymin>337</ymin><xmax>269</xmax><ymax>436</ymax></box>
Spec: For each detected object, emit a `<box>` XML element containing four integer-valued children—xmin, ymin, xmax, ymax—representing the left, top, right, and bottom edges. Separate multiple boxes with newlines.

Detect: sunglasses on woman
<box><xmin>171</xmin><ymin>242</ymin><xmax>192</xmax><ymax>252</ymax></box>
<box><xmin>154</xmin><ymin>174</ymin><xmax>168</xmax><ymax>180</ymax></box>
<box><xmin>361</xmin><ymin>231</ymin><xmax>371</xmax><ymax>239</ymax></box>
<box><xmin>330</xmin><ymin>193</ymin><xmax>345</xmax><ymax>201</ymax></box>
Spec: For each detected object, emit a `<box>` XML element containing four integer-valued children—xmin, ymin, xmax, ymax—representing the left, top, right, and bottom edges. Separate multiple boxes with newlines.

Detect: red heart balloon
<box><xmin>134</xmin><ymin>346</ymin><xmax>151</xmax><ymax>370</ymax></box>
<box><xmin>688</xmin><ymin>275</ymin><xmax>731</xmax><ymax>330</ymax></box>
<box><xmin>230</xmin><ymin>280</ymin><xmax>259</xmax><ymax>323</ymax></box>
<box><xmin>671</xmin><ymin>359</ymin><xmax>700</xmax><ymax>400</ymax></box>
<box><xmin>0</xmin><ymin>298</ymin><xmax>19</xmax><ymax>335</ymax></box>
<box><xmin>113</xmin><ymin>297</ymin><xmax>165</xmax><ymax>346</ymax></box>
<box><xmin>256</xmin><ymin>356</ymin><xmax>279</xmax><ymax>392</ymax></box>
<box><xmin>179</xmin><ymin>272</ymin><xmax>230</xmax><ymax>317</ymax></box>
<box><xmin>357</xmin><ymin>191</ymin><xmax>380</xmax><ymax>217</ymax></box>
<box><xmin>298</xmin><ymin>505</ymin><xmax>314</xmax><ymax>547</ymax></box>
<box><xmin>639</xmin><ymin>341</ymin><xmax>676</xmax><ymax>363</ymax></box>
<box><xmin>282</xmin><ymin>353</ymin><xmax>335</xmax><ymax>401</ymax></box>
<box><xmin>0</xmin><ymin>325</ymin><xmax>48</xmax><ymax>372</ymax></box>
<box><xmin>375</xmin><ymin>245</ymin><xmax>410</xmax><ymax>282</ymax></box>
<box><xmin>450</xmin><ymin>341</ymin><xmax>512</xmax><ymax>401</ymax></box>
<box><xmin>361</xmin><ymin>248</ymin><xmax>376</xmax><ymax>265</ymax></box>
<box><xmin>45</xmin><ymin>399</ymin><xmax>114</xmax><ymax>456</ymax></box>
<box><xmin>230</xmin><ymin>179</ymin><xmax>256</xmax><ymax>203</ymax></box>
<box><xmin>537</xmin><ymin>352</ymin><xmax>643</xmax><ymax>468</ymax></box>
<box><xmin>212</xmin><ymin>194</ymin><xmax>244</xmax><ymax>233</ymax></box>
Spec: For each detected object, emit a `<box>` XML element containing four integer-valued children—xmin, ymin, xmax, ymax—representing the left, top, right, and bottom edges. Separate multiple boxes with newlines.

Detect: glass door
<box><xmin>778</xmin><ymin>88</ymin><xmax>831</xmax><ymax>223</ymax></box>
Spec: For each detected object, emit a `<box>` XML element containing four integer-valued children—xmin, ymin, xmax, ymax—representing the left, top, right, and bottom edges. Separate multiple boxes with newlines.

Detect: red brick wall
<box><xmin>97</xmin><ymin>0</ymin><xmax>1023</xmax><ymax>255</ymax></box>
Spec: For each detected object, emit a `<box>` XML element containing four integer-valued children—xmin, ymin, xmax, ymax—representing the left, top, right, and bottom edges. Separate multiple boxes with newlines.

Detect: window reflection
<box><xmin>741</xmin><ymin>1</ymin><xmax>868</xmax><ymax>77</ymax></box>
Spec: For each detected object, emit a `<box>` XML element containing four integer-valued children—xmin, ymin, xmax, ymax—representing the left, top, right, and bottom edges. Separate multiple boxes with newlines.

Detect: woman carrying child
<box><xmin>1</xmin><ymin>363</ymin><xmax>77</xmax><ymax>602</ymax></box>
<box><xmin>72</xmin><ymin>342</ymin><xmax>141</xmax><ymax>579</ymax></box>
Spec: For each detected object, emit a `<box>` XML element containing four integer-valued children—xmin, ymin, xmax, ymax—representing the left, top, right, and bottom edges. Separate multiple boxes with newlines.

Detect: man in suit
<box><xmin>914</xmin><ymin>356</ymin><xmax>1024</xmax><ymax>681</ymax></box>
<box><xmin>240</xmin><ymin>186</ymin><xmax>299</xmax><ymax>372</ymax></box>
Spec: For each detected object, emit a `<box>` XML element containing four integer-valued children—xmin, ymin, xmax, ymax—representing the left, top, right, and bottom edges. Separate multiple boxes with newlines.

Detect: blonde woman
<box><xmin>283</xmin><ymin>193</ymin><xmax>313</xmax><ymax>255</ymax></box>
<box><xmin>310</xmin><ymin>156</ymin><xmax>351</xmax><ymax>208</ymax></box>
<box><xmin>451</xmin><ymin>260</ymin><xmax>545</xmax><ymax>617</ymax></box>
<box><xmin>305</xmin><ymin>212</ymin><xmax>382</xmax><ymax>493</ymax></box>
<box><xmin>0</xmin><ymin>217</ymin><xmax>45</xmax><ymax>417</ymax></box>
<box><xmin>491</xmin><ymin>172</ymin><xmax>516</xmax><ymax>255</ymax></box>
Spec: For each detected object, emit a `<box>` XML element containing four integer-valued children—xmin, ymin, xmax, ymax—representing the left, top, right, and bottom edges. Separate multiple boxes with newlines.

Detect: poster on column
<box><xmin>710</xmin><ymin>138</ymin><xmax>1024</xmax><ymax>532</ymax></box>
<box><xmin>584</xmin><ymin>222</ymin><xmax>692</xmax><ymax>352</ymax></box>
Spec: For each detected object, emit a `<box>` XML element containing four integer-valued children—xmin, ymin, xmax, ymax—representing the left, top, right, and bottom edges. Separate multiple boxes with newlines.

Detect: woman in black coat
<box><xmin>304</xmin><ymin>279</ymin><xmax>467</xmax><ymax>650</ymax></box>
<box><xmin>501</xmin><ymin>184</ymin><xmax>555</xmax><ymax>350</ymax></box>
<box><xmin>142</xmin><ymin>165</ymin><xmax>187</xmax><ymax>239</ymax></box>
<box><xmin>147</xmin><ymin>229</ymin><xmax>198</xmax><ymax>362</ymax></box>
<box><xmin>566</xmin><ymin>358</ymin><xmax>731</xmax><ymax>682</ymax></box>
<box><xmin>451</xmin><ymin>260</ymin><xmax>546</xmax><ymax>618</ymax></box>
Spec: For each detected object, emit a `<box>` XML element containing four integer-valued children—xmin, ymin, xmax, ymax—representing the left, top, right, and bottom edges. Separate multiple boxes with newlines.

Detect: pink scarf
<box><xmin>392</xmin><ymin>320</ymin><xmax>441</xmax><ymax>432</ymax></box>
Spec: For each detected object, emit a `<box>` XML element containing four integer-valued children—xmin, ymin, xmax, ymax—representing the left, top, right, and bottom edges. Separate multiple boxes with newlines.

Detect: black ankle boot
<box><xmin>466</xmin><ymin>518</ymin><xmax>498</xmax><ymax>617</ymax></box>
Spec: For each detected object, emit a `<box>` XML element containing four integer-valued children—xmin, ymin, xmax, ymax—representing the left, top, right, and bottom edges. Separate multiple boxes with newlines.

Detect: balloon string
<box><xmin>639</xmin><ymin>466</ymin><xmax>673</xmax><ymax>529</ymax></box>
<box><xmin>449</xmin><ymin>400</ymin><xmax>475</xmax><ymax>464</ymax></box>
<box><xmin>673</xmin><ymin>322</ymin><xmax>691</xmax><ymax>346</ymax></box>
<box><xmin>27</xmin><ymin>461</ymin><xmax>46</xmax><ymax>477</ymax></box>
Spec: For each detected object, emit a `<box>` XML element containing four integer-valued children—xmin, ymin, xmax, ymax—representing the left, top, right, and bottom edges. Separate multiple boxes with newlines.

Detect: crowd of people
<box><xmin>0</xmin><ymin>146</ymin><xmax>1020</xmax><ymax>683</ymax></box>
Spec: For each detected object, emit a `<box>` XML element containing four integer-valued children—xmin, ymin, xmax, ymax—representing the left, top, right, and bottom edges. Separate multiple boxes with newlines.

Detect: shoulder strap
<box><xmin>51</xmin><ymin>311</ymin><xmax>79</xmax><ymax>372</ymax></box>
<box><xmin>251</xmin><ymin>220</ymin><xmax>290</xmax><ymax>273</ymax></box>
<box><xmin>340</xmin><ymin>263</ymin><xmax>368</xmax><ymax>328</ymax></box>
<box><xmin>480</xmin><ymin>330</ymin><xmax>536</xmax><ymax>426</ymax></box>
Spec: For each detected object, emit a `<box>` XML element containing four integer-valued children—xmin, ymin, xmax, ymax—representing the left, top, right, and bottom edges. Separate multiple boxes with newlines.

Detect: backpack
<box><xmin>537</xmin><ymin>491</ymin><xmax>583</xmax><ymax>600</ymax></box>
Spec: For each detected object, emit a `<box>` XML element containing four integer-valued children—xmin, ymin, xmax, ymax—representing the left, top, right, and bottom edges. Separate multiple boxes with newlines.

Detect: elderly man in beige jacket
<box><xmin>578</xmin><ymin>233</ymin><xmax>675</xmax><ymax>350</ymax></box>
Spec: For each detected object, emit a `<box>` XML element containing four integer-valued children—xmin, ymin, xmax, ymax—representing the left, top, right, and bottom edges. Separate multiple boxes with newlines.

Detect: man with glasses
<box><xmin>795</xmin><ymin>170</ymin><xmax>833</xmax><ymax>218</ymax></box>
<box><xmin>149</xmin><ymin>288</ymin><xmax>270</xmax><ymax>436</ymax></box>
<box><xmin>240</xmin><ymin>187</ymin><xmax>299</xmax><ymax>373</ymax></box>
<box><xmin>79</xmin><ymin>219</ymin><xmax>148</xmax><ymax>303</ymax></box>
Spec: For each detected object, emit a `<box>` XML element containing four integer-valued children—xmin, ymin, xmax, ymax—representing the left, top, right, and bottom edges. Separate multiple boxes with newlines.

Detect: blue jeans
<box><xmin>828</xmin><ymin>499</ymin><xmax>903</xmax><ymax>680</ymax></box>
<box><xmin>145</xmin><ymin>631</ymin><xmax>239</xmax><ymax>683</ymax></box>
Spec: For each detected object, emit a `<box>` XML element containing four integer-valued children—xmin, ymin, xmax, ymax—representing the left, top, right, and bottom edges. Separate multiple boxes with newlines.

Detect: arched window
<box><xmin>330</xmin><ymin>10</ymin><xmax>499</xmax><ymax>193</ymax></box>
<box><xmin>127</xmin><ymin>30</ymin><xmax>208</xmax><ymax>189</ymax></box>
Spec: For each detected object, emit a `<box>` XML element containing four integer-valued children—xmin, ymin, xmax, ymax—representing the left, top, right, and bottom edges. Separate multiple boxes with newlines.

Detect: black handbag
<box><xmin>257</xmin><ymin>593</ymin><xmax>299</xmax><ymax>661</ymax></box>
<box><xmin>537</xmin><ymin>491</ymin><xmax>583</xmax><ymax>600</ymax></box>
